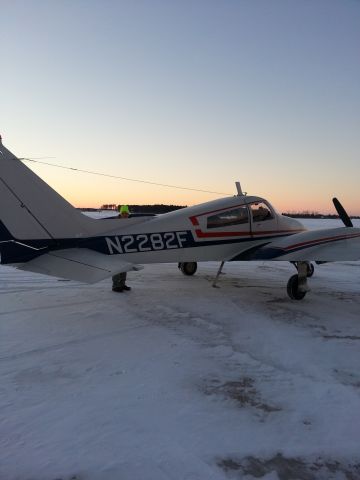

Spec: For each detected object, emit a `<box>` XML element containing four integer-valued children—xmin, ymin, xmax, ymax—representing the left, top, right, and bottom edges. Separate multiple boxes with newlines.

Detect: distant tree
<box><xmin>282</xmin><ymin>211</ymin><xmax>341</xmax><ymax>219</ymax></box>
<box><xmin>100</xmin><ymin>204</ymin><xmax>117</xmax><ymax>210</ymax></box>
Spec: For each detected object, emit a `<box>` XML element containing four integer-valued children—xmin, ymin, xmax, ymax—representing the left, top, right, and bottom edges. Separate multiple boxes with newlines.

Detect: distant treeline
<box><xmin>282</xmin><ymin>212</ymin><xmax>360</xmax><ymax>219</ymax></box>
<box><xmin>80</xmin><ymin>204</ymin><xmax>187</xmax><ymax>214</ymax></box>
<box><xmin>79</xmin><ymin>206</ymin><xmax>359</xmax><ymax>219</ymax></box>
<box><xmin>127</xmin><ymin>204</ymin><xmax>187</xmax><ymax>214</ymax></box>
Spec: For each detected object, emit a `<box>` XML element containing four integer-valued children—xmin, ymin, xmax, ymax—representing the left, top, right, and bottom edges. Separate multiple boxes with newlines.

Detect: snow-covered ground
<box><xmin>1</xmin><ymin>219</ymin><xmax>360</xmax><ymax>480</ymax></box>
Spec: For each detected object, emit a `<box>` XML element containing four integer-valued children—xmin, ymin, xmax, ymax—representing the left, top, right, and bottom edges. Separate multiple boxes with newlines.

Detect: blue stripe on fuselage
<box><xmin>1</xmin><ymin>226</ymin><xmax>293</xmax><ymax>264</ymax></box>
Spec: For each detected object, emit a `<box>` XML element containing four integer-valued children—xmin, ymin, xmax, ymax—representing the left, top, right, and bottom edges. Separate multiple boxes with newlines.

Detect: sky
<box><xmin>1</xmin><ymin>0</ymin><xmax>360</xmax><ymax>214</ymax></box>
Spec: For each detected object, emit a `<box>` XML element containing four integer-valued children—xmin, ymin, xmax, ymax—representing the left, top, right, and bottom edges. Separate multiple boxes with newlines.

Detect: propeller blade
<box><xmin>332</xmin><ymin>198</ymin><xmax>353</xmax><ymax>227</ymax></box>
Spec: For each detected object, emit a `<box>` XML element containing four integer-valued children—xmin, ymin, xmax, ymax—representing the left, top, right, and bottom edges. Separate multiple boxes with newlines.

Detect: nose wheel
<box><xmin>287</xmin><ymin>261</ymin><xmax>311</xmax><ymax>300</ymax></box>
<box><xmin>306</xmin><ymin>262</ymin><xmax>315</xmax><ymax>277</ymax></box>
<box><xmin>287</xmin><ymin>274</ymin><xmax>307</xmax><ymax>300</ymax></box>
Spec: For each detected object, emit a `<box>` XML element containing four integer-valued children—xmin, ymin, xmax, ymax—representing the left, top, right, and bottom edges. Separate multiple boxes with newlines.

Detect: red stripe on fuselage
<box><xmin>284</xmin><ymin>232</ymin><xmax>360</xmax><ymax>251</ymax></box>
<box><xmin>194</xmin><ymin>229</ymin><xmax>304</xmax><ymax>239</ymax></box>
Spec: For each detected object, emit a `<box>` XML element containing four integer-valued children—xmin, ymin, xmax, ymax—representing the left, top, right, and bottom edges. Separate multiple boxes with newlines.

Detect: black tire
<box><xmin>179</xmin><ymin>262</ymin><xmax>197</xmax><ymax>276</ymax></box>
<box><xmin>306</xmin><ymin>262</ymin><xmax>315</xmax><ymax>277</ymax></box>
<box><xmin>287</xmin><ymin>274</ymin><xmax>307</xmax><ymax>300</ymax></box>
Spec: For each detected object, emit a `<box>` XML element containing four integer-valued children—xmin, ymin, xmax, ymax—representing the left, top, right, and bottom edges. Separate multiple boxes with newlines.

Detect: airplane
<box><xmin>0</xmin><ymin>139</ymin><xmax>359</xmax><ymax>300</ymax></box>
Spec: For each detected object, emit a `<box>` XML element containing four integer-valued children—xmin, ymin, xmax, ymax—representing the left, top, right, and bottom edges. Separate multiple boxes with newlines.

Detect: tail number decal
<box><xmin>105</xmin><ymin>231</ymin><xmax>189</xmax><ymax>254</ymax></box>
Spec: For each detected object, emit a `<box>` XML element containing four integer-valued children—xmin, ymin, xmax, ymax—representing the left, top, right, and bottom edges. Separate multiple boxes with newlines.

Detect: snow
<box><xmin>1</xmin><ymin>219</ymin><xmax>360</xmax><ymax>480</ymax></box>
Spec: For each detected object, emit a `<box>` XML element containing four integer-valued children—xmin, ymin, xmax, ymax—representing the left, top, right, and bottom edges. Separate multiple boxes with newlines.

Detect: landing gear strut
<box><xmin>287</xmin><ymin>261</ymin><xmax>311</xmax><ymax>300</ymax></box>
<box><xmin>212</xmin><ymin>261</ymin><xmax>225</xmax><ymax>288</ymax></box>
<box><xmin>291</xmin><ymin>261</ymin><xmax>314</xmax><ymax>277</ymax></box>
<box><xmin>178</xmin><ymin>262</ymin><xmax>197</xmax><ymax>276</ymax></box>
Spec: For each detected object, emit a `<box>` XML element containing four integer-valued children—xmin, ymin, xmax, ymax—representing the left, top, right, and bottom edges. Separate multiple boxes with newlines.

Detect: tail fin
<box><xmin>0</xmin><ymin>141</ymin><xmax>95</xmax><ymax>240</ymax></box>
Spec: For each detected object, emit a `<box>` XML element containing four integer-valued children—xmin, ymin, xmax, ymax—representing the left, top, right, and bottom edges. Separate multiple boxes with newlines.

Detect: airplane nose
<box><xmin>290</xmin><ymin>217</ymin><xmax>306</xmax><ymax>230</ymax></box>
<box><xmin>280</xmin><ymin>215</ymin><xmax>306</xmax><ymax>232</ymax></box>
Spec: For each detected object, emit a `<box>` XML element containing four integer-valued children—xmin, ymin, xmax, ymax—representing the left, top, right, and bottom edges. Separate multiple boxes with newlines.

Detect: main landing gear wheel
<box><xmin>287</xmin><ymin>274</ymin><xmax>307</xmax><ymax>300</ymax></box>
<box><xmin>178</xmin><ymin>262</ymin><xmax>198</xmax><ymax>276</ymax></box>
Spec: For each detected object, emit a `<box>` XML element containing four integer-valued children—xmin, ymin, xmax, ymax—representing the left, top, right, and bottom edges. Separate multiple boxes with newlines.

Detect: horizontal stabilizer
<box><xmin>16</xmin><ymin>248</ymin><xmax>143</xmax><ymax>283</ymax></box>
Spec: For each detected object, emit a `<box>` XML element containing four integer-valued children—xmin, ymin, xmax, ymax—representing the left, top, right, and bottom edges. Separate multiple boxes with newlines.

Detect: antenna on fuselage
<box><xmin>235</xmin><ymin>181</ymin><xmax>243</xmax><ymax>196</ymax></box>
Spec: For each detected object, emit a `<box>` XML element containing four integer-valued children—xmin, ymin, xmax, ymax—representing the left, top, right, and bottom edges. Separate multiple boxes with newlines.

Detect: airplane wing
<box><xmin>16</xmin><ymin>248</ymin><xmax>143</xmax><ymax>283</ymax></box>
<box><xmin>231</xmin><ymin>227</ymin><xmax>360</xmax><ymax>262</ymax></box>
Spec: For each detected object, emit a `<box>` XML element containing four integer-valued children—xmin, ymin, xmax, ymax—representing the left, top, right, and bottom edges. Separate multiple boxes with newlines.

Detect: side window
<box><xmin>250</xmin><ymin>202</ymin><xmax>273</xmax><ymax>222</ymax></box>
<box><xmin>207</xmin><ymin>206</ymin><xmax>249</xmax><ymax>229</ymax></box>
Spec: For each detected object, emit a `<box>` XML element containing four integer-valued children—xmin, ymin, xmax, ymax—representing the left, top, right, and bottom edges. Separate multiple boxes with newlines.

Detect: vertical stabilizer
<box><xmin>0</xmin><ymin>142</ymin><xmax>94</xmax><ymax>240</ymax></box>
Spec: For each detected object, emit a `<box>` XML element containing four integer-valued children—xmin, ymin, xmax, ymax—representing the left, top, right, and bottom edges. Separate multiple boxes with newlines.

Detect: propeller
<box><xmin>332</xmin><ymin>198</ymin><xmax>353</xmax><ymax>227</ymax></box>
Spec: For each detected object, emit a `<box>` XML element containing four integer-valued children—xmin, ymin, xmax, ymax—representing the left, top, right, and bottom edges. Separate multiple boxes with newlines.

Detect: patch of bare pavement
<box><xmin>217</xmin><ymin>453</ymin><xmax>360</xmax><ymax>480</ymax></box>
<box><xmin>323</xmin><ymin>335</ymin><xmax>360</xmax><ymax>340</ymax></box>
<box><xmin>202</xmin><ymin>376</ymin><xmax>282</xmax><ymax>414</ymax></box>
<box><xmin>53</xmin><ymin>476</ymin><xmax>80</xmax><ymax>480</ymax></box>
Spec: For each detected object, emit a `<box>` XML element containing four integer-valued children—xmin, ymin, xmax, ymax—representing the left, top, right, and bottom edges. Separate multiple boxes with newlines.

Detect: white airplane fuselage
<box><xmin>95</xmin><ymin>195</ymin><xmax>305</xmax><ymax>265</ymax></box>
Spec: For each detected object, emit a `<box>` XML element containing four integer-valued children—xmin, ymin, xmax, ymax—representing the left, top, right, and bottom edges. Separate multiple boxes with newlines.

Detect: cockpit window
<box><xmin>250</xmin><ymin>202</ymin><xmax>273</xmax><ymax>222</ymax></box>
<box><xmin>207</xmin><ymin>206</ymin><xmax>249</xmax><ymax>229</ymax></box>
